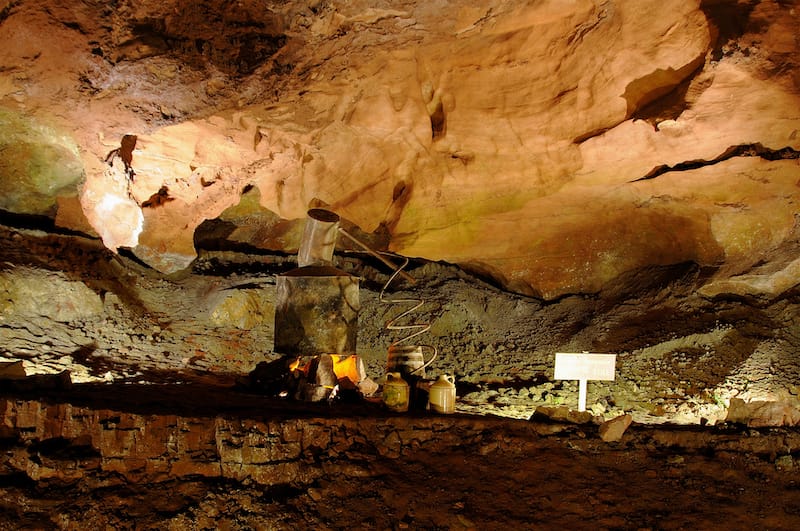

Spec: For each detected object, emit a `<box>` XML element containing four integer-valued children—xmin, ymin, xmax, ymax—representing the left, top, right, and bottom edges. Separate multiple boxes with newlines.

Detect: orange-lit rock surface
<box><xmin>0</xmin><ymin>0</ymin><xmax>798</xmax><ymax>298</ymax></box>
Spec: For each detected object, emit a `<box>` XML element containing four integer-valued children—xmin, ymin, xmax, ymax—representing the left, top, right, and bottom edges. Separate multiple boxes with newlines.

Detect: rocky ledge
<box><xmin>1</xmin><ymin>384</ymin><xmax>799</xmax><ymax>529</ymax></box>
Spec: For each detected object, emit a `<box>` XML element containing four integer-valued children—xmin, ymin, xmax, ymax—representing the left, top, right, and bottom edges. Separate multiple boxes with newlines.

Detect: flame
<box><xmin>331</xmin><ymin>354</ymin><xmax>361</xmax><ymax>384</ymax></box>
<box><xmin>289</xmin><ymin>357</ymin><xmax>310</xmax><ymax>375</ymax></box>
<box><xmin>289</xmin><ymin>354</ymin><xmax>362</xmax><ymax>386</ymax></box>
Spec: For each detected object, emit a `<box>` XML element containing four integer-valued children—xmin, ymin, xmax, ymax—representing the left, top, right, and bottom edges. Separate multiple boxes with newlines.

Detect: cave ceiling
<box><xmin>0</xmin><ymin>0</ymin><xmax>798</xmax><ymax>299</ymax></box>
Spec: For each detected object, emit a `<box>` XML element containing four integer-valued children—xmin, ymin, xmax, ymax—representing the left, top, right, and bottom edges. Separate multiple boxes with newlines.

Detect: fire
<box><xmin>288</xmin><ymin>354</ymin><xmax>363</xmax><ymax>385</ymax></box>
<box><xmin>284</xmin><ymin>354</ymin><xmax>376</xmax><ymax>401</ymax></box>
<box><xmin>331</xmin><ymin>354</ymin><xmax>361</xmax><ymax>384</ymax></box>
<box><xmin>289</xmin><ymin>357</ymin><xmax>309</xmax><ymax>375</ymax></box>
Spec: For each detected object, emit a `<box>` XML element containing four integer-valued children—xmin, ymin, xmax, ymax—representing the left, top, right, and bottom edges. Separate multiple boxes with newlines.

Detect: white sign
<box><xmin>554</xmin><ymin>352</ymin><xmax>616</xmax><ymax>381</ymax></box>
<box><xmin>554</xmin><ymin>352</ymin><xmax>617</xmax><ymax>412</ymax></box>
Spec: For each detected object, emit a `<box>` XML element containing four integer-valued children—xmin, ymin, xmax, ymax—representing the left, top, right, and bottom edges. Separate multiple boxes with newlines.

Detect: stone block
<box><xmin>599</xmin><ymin>414</ymin><xmax>633</xmax><ymax>443</ymax></box>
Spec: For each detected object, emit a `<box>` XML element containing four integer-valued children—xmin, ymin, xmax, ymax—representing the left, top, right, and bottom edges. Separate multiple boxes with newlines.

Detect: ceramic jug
<box><xmin>383</xmin><ymin>372</ymin><xmax>410</xmax><ymax>412</ymax></box>
<box><xmin>429</xmin><ymin>374</ymin><xmax>456</xmax><ymax>414</ymax></box>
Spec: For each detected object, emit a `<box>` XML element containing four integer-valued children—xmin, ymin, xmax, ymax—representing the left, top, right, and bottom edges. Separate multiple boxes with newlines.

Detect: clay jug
<box><xmin>383</xmin><ymin>372</ymin><xmax>410</xmax><ymax>412</ymax></box>
<box><xmin>429</xmin><ymin>374</ymin><xmax>456</xmax><ymax>414</ymax></box>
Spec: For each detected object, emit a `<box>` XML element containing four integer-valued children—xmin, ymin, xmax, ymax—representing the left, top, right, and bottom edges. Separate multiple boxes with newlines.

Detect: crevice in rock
<box><xmin>430</xmin><ymin>99</ymin><xmax>446</xmax><ymax>141</ymax></box>
<box><xmin>699</xmin><ymin>0</ymin><xmax>761</xmax><ymax>63</ymax></box>
<box><xmin>28</xmin><ymin>436</ymin><xmax>102</xmax><ymax>460</ymax></box>
<box><xmin>566</xmin><ymin>2</ymin><xmax>610</xmax><ymax>46</ymax></box>
<box><xmin>630</xmin><ymin>143</ymin><xmax>800</xmax><ymax>182</ymax></box>
<box><xmin>0</xmin><ymin>0</ymin><xmax>20</xmax><ymax>24</ymax></box>
<box><xmin>0</xmin><ymin>209</ymin><xmax>93</xmax><ymax>239</ymax></box>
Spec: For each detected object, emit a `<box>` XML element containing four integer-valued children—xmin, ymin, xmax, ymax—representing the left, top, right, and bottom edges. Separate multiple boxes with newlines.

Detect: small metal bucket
<box><xmin>297</xmin><ymin>208</ymin><xmax>340</xmax><ymax>267</ymax></box>
<box><xmin>386</xmin><ymin>344</ymin><xmax>435</xmax><ymax>379</ymax></box>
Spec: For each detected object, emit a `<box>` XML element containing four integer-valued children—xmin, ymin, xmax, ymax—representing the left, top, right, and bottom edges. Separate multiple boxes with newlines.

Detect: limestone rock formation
<box><xmin>726</xmin><ymin>397</ymin><xmax>800</xmax><ymax>427</ymax></box>
<box><xmin>3</xmin><ymin>4</ymin><xmax>800</xmax><ymax>526</ymax></box>
<box><xmin>0</xmin><ymin>0</ymin><xmax>798</xmax><ymax>299</ymax></box>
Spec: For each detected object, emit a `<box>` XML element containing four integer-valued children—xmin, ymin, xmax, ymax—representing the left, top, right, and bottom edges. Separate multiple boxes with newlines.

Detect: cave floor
<box><xmin>1</xmin><ymin>381</ymin><xmax>799</xmax><ymax>530</ymax></box>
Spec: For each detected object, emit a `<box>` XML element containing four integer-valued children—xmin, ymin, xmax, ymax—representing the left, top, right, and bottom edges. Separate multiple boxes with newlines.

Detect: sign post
<box><xmin>554</xmin><ymin>352</ymin><xmax>617</xmax><ymax>411</ymax></box>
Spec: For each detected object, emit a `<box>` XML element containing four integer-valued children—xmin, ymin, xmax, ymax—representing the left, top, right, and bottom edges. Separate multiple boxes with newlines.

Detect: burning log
<box><xmin>246</xmin><ymin>354</ymin><xmax>378</xmax><ymax>403</ymax></box>
<box><xmin>290</xmin><ymin>354</ymin><xmax>377</xmax><ymax>402</ymax></box>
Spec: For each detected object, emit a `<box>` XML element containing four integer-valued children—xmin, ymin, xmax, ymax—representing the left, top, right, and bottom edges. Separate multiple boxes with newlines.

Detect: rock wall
<box><xmin>0</xmin><ymin>396</ymin><xmax>499</xmax><ymax>485</ymax></box>
<box><xmin>2</xmin><ymin>224</ymin><xmax>799</xmax><ymax>425</ymax></box>
<box><xmin>0</xmin><ymin>0</ymin><xmax>798</xmax><ymax>299</ymax></box>
<box><xmin>1</xmin><ymin>393</ymin><xmax>800</xmax><ymax>528</ymax></box>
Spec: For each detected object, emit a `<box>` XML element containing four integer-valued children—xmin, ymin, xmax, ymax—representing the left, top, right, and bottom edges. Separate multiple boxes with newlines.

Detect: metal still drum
<box><xmin>386</xmin><ymin>344</ymin><xmax>435</xmax><ymax>379</ymax></box>
<box><xmin>274</xmin><ymin>266</ymin><xmax>359</xmax><ymax>356</ymax></box>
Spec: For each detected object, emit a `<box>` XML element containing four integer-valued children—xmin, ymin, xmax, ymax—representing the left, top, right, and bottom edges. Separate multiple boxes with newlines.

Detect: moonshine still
<box><xmin>274</xmin><ymin>208</ymin><xmax>368</xmax><ymax>401</ymax></box>
<box><xmin>271</xmin><ymin>207</ymin><xmax>451</xmax><ymax>411</ymax></box>
<box><xmin>274</xmin><ymin>209</ymin><xmax>359</xmax><ymax>357</ymax></box>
